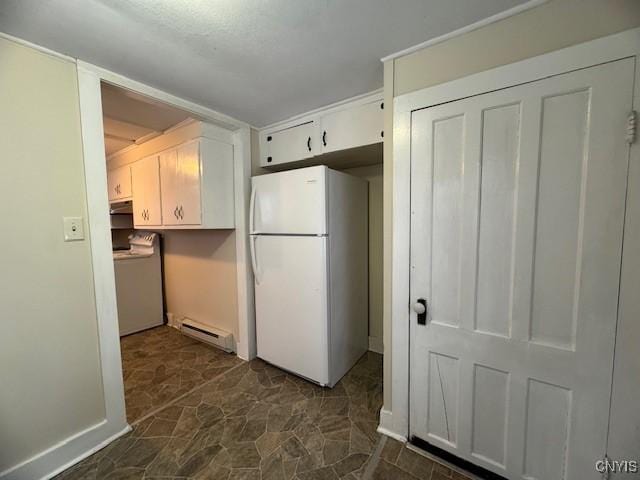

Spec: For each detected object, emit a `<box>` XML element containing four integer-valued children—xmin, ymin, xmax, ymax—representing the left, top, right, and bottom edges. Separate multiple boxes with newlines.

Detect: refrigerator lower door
<box><xmin>254</xmin><ymin>235</ymin><xmax>330</xmax><ymax>385</ymax></box>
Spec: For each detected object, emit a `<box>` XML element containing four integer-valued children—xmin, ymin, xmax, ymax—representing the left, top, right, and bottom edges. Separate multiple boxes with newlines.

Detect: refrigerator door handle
<box><xmin>250</xmin><ymin>235</ymin><xmax>260</xmax><ymax>284</ymax></box>
<box><xmin>249</xmin><ymin>185</ymin><xmax>257</xmax><ymax>234</ymax></box>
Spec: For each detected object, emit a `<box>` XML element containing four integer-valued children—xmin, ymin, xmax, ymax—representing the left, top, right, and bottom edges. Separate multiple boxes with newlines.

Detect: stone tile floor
<box><xmin>120</xmin><ymin>326</ymin><xmax>242</xmax><ymax>422</ymax></box>
<box><xmin>56</xmin><ymin>331</ymin><xmax>473</xmax><ymax>480</ymax></box>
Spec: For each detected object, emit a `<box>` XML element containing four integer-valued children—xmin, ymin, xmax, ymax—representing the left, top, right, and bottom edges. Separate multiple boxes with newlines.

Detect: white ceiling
<box><xmin>101</xmin><ymin>83</ymin><xmax>191</xmax><ymax>155</ymax></box>
<box><xmin>0</xmin><ymin>0</ymin><xmax>529</xmax><ymax>127</ymax></box>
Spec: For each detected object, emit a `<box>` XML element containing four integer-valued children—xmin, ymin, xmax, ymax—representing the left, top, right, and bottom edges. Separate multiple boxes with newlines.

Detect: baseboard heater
<box><xmin>180</xmin><ymin>318</ymin><xmax>234</xmax><ymax>353</ymax></box>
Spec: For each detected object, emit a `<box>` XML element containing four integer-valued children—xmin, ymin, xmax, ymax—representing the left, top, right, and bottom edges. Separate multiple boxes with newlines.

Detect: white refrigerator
<box><xmin>250</xmin><ymin>166</ymin><xmax>368</xmax><ymax>387</ymax></box>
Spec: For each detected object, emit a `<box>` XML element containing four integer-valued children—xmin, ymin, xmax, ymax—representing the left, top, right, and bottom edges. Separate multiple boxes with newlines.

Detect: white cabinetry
<box><xmin>131</xmin><ymin>155</ymin><xmax>162</xmax><ymax>227</ymax></box>
<box><xmin>262</xmin><ymin>121</ymin><xmax>317</xmax><ymax>167</ymax></box>
<box><xmin>107</xmin><ymin>165</ymin><xmax>132</xmax><ymax>201</ymax></box>
<box><xmin>319</xmin><ymin>99</ymin><xmax>383</xmax><ymax>154</ymax></box>
<box><xmin>259</xmin><ymin>91</ymin><xmax>383</xmax><ymax>168</ymax></box>
<box><xmin>158</xmin><ymin>137</ymin><xmax>235</xmax><ymax>229</ymax></box>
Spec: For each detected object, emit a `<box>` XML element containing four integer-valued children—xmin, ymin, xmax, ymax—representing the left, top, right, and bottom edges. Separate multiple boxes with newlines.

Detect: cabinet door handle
<box><xmin>174</xmin><ymin>206</ymin><xmax>179</xmax><ymax>219</ymax></box>
<box><xmin>322</xmin><ymin>131</ymin><xmax>327</xmax><ymax>147</ymax></box>
<box><xmin>307</xmin><ymin>136</ymin><xmax>311</xmax><ymax>152</ymax></box>
<box><xmin>179</xmin><ymin>206</ymin><xmax>184</xmax><ymax>219</ymax></box>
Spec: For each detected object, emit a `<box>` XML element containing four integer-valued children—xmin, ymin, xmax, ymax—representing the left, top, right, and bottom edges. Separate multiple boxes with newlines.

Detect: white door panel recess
<box><xmin>410</xmin><ymin>58</ymin><xmax>634</xmax><ymax>480</ymax></box>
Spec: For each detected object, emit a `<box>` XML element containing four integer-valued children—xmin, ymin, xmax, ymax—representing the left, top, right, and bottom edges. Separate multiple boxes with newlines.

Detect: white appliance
<box><xmin>113</xmin><ymin>232</ymin><xmax>164</xmax><ymax>336</ymax></box>
<box><xmin>250</xmin><ymin>166</ymin><xmax>368</xmax><ymax>387</ymax></box>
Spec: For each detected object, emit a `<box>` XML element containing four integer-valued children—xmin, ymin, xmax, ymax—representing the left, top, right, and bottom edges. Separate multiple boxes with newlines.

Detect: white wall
<box><xmin>382</xmin><ymin>0</ymin><xmax>640</xmax><ymax>411</ymax></box>
<box><xmin>0</xmin><ymin>37</ymin><xmax>106</xmax><ymax>473</ymax></box>
<box><xmin>107</xmin><ymin>122</ymin><xmax>240</xmax><ymax>340</ymax></box>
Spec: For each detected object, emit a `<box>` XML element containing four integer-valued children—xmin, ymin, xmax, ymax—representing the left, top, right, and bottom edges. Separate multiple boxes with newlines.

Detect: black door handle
<box><xmin>415</xmin><ymin>298</ymin><xmax>427</xmax><ymax>325</ymax></box>
<box><xmin>307</xmin><ymin>136</ymin><xmax>311</xmax><ymax>152</ymax></box>
<box><xmin>322</xmin><ymin>130</ymin><xmax>327</xmax><ymax>147</ymax></box>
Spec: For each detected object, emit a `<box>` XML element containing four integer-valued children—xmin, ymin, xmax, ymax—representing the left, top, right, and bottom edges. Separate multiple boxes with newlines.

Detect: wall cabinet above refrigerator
<box><xmin>259</xmin><ymin>90</ymin><xmax>383</xmax><ymax>169</ymax></box>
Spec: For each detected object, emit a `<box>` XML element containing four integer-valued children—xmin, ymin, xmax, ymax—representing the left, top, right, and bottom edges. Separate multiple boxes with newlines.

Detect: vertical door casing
<box><xmin>409</xmin><ymin>58</ymin><xmax>634</xmax><ymax>480</ymax></box>
<box><xmin>131</xmin><ymin>155</ymin><xmax>162</xmax><ymax>226</ymax></box>
<box><xmin>319</xmin><ymin>100</ymin><xmax>384</xmax><ymax>154</ymax></box>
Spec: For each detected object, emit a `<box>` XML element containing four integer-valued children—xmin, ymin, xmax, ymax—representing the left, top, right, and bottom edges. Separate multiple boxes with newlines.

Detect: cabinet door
<box><xmin>160</xmin><ymin>149</ymin><xmax>181</xmax><ymax>225</ymax></box>
<box><xmin>319</xmin><ymin>100</ymin><xmax>383</xmax><ymax>154</ymax></box>
<box><xmin>107</xmin><ymin>165</ymin><xmax>132</xmax><ymax>201</ymax></box>
<box><xmin>107</xmin><ymin>168</ymin><xmax>119</xmax><ymax>201</ymax></box>
<box><xmin>261</xmin><ymin>121</ymin><xmax>316</xmax><ymax>166</ymax></box>
<box><xmin>131</xmin><ymin>155</ymin><xmax>162</xmax><ymax>226</ymax></box>
<box><xmin>175</xmin><ymin>141</ymin><xmax>202</xmax><ymax>225</ymax></box>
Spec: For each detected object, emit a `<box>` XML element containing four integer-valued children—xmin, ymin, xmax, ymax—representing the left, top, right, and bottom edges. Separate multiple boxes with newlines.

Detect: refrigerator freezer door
<box><xmin>251</xmin><ymin>166</ymin><xmax>327</xmax><ymax>235</ymax></box>
<box><xmin>254</xmin><ymin>235</ymin><xmax>330</xmax><ymax>385</ymax></box>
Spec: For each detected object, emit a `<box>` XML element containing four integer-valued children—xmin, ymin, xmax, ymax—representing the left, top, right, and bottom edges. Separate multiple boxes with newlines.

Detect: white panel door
<box><xmin>410</xmin><ymin>58</ymin><xmax>634</xmax><ymax>480</ymax></box>
<box><xmin>254</xmin><ymin>235</ymin><xmax>329</xmax><ymax>385</ymax></box>
<box><xmin>131</xmin><ymin>155</ymin><xmax>162</xmax><ymax>226</ymax></box>
<box><xmin>251</xmin><ymin>166</ymin><xmax>327</xmax><ymax>235</ymax></box>
<box><xmin>262</xmin><ymin>121</ymin><xmax>317</xmax><ymax>167</ymax></box>
<box><xmin>320</xmin><ymin>99</ymin><xmax>383</xmax><ymax>154</ymax></box>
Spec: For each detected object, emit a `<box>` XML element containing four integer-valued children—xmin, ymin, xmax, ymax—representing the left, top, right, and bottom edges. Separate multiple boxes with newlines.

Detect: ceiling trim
<box><xmin>259</xmin><ymin>88</ymin><xmax>383</xmax><ymax>132</ymax></box>
<box><xmin>380</xmin><ymin>0</ymin><xmax>549</xmax><ymax>63</ymax></box>
<box><xmin>81</xmin><ymin>61</ymin><xmax>251</xmax><ymax>131</ymax></box>
<box><xmin>0</xmin><ymin>30</ymin><xmax>75</xmax><ymax>62</ymax></box>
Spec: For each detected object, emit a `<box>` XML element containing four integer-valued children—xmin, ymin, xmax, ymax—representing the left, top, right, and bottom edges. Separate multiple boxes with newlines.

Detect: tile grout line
<box><xmin>129</xmin><ymin>359</ymin><xmax>248</xmax><ymax>427</ymax></box>
<box><xmin>361</xmin><ymin>433</ymin><xmax>387</xmax><ymax>480</ymax></box>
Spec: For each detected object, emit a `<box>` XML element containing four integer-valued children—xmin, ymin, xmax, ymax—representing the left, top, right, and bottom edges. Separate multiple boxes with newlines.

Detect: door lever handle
<box><xmin>414</xmin><ymin>299</ymin><xmax>427</xmax><ymax>325</ymax></box>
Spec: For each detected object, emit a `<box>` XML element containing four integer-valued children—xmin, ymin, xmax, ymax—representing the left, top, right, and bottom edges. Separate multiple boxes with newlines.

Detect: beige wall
<box><xmin>341</xmin><ymin>164</ymin><xmax>383</xmax><ymax>344</ymax></box>
<box><xmin>163</xmin><ymin>230</ymin><xmax>239</xmax><ymax>339</ymax></box>
<box><xmin>0</xmin><ymin>38</ymin><xmax>105</xmax><ymax>471</ymax></box>
<box><xmin>107</xmin><ymin>123</ymin><xmax>240</xmax><ymax>340</ymax></box>
<box><xmin>382</xmin><ymin>0</ymin><xmax>640</xmax><ymax>410</ymax></box>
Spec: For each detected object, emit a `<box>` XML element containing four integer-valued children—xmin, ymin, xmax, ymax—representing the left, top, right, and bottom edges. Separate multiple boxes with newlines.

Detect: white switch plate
<box><xmin>63</xmin><ymin>216</ymin><xmax>84</xmax><ymax>241</ymax></box>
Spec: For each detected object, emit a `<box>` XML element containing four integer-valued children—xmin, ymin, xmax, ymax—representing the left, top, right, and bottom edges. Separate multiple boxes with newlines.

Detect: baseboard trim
<box><xmin>377</xmin><ymin>408</ymin><xmax>407</xmax><ymax>443</ymax></box>
<box><xmin>368</xmin><ymin>336</ymin><xmax>383</xmax><ymax>354</ymax></box>
<box><xmin>1</xmin><ymin>421</ymin><xmax>131</xmax><ymax>480</ymax></box>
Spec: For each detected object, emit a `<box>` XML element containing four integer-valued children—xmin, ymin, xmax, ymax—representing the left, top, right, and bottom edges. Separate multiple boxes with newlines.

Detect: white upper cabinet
<box><xmin>259</xmin><ymin>91</ymin><xmax>382</xmax><ymax>168</ymax></box>
<box><xmin>160</xmin><ymin>141</ymin><xmax>202</xmax><ymax>226</ymax></box>
<box><xmin>107</xmin><ymin>165</ymin><xmax>132</xmax><ymax>201</ymax></box>
<box><xmin>158</xmin><ymin>137</ymin><xmax>235</xmax><ymax>229</ymax></box>
<box><xmin>261</xmin><ymin>121</ymin><xmax>317</xmax><ymax>167</ymax></box>
<box><xmin>319</xmin><ymin>99</ymin><xmax>383</xmax><ymax>155</ymax></box>
<box><xmin>131</xmin><ymin>155</ymin><xmax>162</xmax><ymax>227</ymax></box>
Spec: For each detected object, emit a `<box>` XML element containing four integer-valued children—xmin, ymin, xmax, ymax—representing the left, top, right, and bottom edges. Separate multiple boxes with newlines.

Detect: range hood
<box><xmin>110</xmin><ymin>200</ymin><xmax>133</xmax><ymax>229</ymax></box>
<box><xmin>110</xmin><ymin>200</ymin><xmax>133</xmax><ymax>214</ymax></box>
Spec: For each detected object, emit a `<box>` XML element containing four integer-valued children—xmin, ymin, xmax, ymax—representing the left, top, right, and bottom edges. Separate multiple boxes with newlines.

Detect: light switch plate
<box><xmin>63</xmin><ymin>216</ymin><xmax>84</xmax><ymax>241</ymax></box>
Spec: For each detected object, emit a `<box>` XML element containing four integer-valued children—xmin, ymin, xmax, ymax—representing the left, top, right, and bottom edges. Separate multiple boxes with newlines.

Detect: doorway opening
<box><xmin>100</xmin><ymin>82</ymin><xmax>243</xmax><ymax>423</ymax></box>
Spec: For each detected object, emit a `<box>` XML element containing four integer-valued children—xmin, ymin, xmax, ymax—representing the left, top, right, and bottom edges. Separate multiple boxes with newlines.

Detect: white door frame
<box><xmin>75</xmin><ymin>61</ymin><xmax>256</xmax><ymax>433</ymax></box>
<box><xmin>385</xmin><ymin>26</ymin><xmax>640</xmax><ymax>465</ymax></box>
